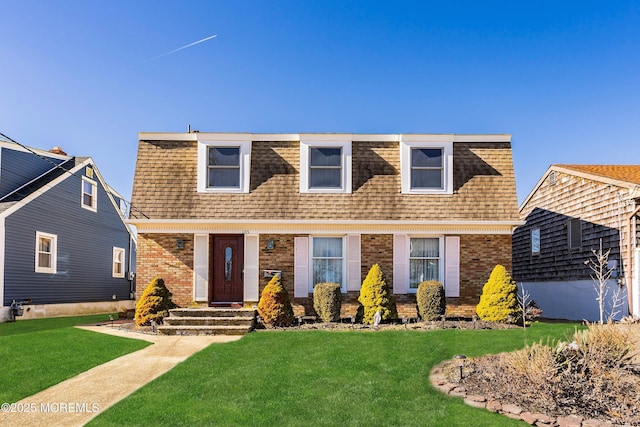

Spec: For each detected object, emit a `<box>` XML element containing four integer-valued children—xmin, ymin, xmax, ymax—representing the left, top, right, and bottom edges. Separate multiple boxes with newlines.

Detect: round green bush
<box><xmin>313</xmin><ymin>282</ymin><xmax>342</xmax><ymax>322</ymax></box>
<box><xmin>416</xmin><ymin>280</ymin><xmax>446</xmax><ymax>321</ymax></box>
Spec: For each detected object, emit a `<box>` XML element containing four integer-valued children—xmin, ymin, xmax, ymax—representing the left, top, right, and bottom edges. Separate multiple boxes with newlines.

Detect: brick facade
<box><xmin>137</xmin><ymin>232</ymin><xmax>512</xmax><ymax>319</ymax></box>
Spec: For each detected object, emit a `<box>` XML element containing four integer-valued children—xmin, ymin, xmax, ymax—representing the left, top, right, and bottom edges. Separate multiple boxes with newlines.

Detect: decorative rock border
<box><xmin>429</xmin><ymin>359</ymin><xmax>622</xmax><ymax>427</ymax></box>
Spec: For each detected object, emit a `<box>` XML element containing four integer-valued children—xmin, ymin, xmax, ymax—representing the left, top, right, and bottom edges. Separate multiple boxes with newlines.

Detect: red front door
<box><xmin>210</xmin><ymin>235</ymin><xmax>244</xmax><ymax>304</ymax></box>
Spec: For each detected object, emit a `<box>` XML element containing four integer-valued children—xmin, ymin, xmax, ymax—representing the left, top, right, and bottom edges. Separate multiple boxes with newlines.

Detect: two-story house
<box><xmin>513</xmin><ymin>165</ymin><xmax>640</xmax><ymax>321</ymax></box>
<box><xmin>129</xmin><ymin>132</ymin><xmax>521</xmax><ymax>318</ymax></box>
<box><xmin>0</xmin><ymin>140</ymin><xmax>136</xmax><ymax>321</ymax></box>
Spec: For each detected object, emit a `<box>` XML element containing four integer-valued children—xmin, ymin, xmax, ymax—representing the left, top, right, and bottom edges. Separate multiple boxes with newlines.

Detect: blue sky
<box><xmin>2</xmin><ymin>0</ymin><xmax>639</xmax><ymax>205</ymax></box>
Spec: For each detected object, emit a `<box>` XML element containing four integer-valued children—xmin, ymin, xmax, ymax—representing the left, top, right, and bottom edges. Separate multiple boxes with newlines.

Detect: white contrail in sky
<box><xmin>147</xmin><ymin>34</ymin><xmax>218</xmax><ymax>62</ymax></box>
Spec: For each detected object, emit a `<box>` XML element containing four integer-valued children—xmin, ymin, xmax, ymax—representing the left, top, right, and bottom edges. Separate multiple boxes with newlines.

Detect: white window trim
<box><xmin>35</xmin><ymin>231</ymin><xmax>57</xmax><ymax>274</ymax></box>
<box><xmin>309</xmin><ymin>236</ymin><xmax>347</xmax><ymax>293</ymax></box>
<box><xmin>112</xmin><ymin>247</ymin><xmax>125</xmax><ymax>278</ymax></box>
<box><xmin>407</xmin><ymin>236</ymin><xmax>444</xmax><ymax>293</ymax></box>
<box><xmin>197</xmin><ymin>140</ymin><xmax>251</xmax><ymax>193</ymax></box>
<box><xmin>81</xmin><ymin>176</ymin><xmax>98</xmax><ymax>212</ymax></box>
<box><xmin>300</xmin><ymin>140</ymin><xmax>352</xmax><ymax>194</ymax></box>
<box><xmin>400</xmin><ymin>140</ymin><xmax>453</xmax><ymax>194</ymax></box>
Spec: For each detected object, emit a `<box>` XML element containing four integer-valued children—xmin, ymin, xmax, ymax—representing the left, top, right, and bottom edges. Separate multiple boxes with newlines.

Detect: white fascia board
<box><xmin>129</xmin><ymin>218</ymin><xmax>523</xmax><ymax>235</ymax></box>
<box><xmin>138</xmin><ymin>132</ymin><xmax>512</xmax><ymax>143</ymax></box>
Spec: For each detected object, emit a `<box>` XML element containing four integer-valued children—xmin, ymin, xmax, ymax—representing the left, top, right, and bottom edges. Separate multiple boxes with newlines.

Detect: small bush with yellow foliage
<box><xmin>135</xmin><ymin>276</ymin><xmax>177</xmax><ymax>326</ymax></box>
<box><xmin>257</xmin><ymin>275</ymin><xmax>294</xmax><ymax>328</ymax></box>
<box><xmin>358</xmin><ymin>263</ymin><xmax>397</xmax><ymax>324</ymax></box>
<box><xmin>313</xmin><ymin>282</ymin><xmax>342</xmax><ymax>322</ymax></box>
<box><xmin>476</xmin><ymin>265</ymin><xmax>520</xmax><ymax>323</ymax></box>
<box><xmin>416</xmin><ymin>280</ymin><xmax>446</xmax><ymax>321</ymax></box>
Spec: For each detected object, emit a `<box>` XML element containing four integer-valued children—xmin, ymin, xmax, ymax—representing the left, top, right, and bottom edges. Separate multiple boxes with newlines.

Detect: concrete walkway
<box><xmin>0</xmin><ymin>325</ymin><xmax>241</xmax><ymax>426</ymax></box>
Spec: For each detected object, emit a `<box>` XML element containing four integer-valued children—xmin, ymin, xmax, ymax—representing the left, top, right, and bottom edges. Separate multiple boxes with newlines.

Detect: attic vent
<box><xmin>548</xmin><ymin>171</ymin><xmax>557</xmax><ymax>186</ymax></box>
<box><xmin>85</xmin><ymin>166</ymin><xmax>94</xmax><ymax>178</ymax></box>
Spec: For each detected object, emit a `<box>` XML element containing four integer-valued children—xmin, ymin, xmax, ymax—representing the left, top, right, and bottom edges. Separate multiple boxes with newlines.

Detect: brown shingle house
<box><xmin>129</xmin><ymin>132</ymin><xmax>521</xmax><ymax>318</ymax></box>
<box><xmin>513</xmin><ymin>164</ymin><xmax>640</xmax><ymax>321</ymax></box>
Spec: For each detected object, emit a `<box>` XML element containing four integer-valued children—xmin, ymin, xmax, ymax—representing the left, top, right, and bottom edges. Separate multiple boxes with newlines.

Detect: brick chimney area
<box><xmin>49</xmin><ymin>147</ymin><xmax>67</xmax><ymax>156</ymax></box>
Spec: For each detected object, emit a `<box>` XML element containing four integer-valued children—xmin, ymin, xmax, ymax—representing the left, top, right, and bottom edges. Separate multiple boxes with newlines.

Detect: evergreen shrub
<box><xmin>358</xmin><ymin>263</ymin><xmax>397</xmax><ymax>324</ymax></box>
<box><xmin>313</xmin><ymin>282</ymin><xmax>342</xmax><ymax>322</ymax></box>
<box><xmin>135</xmin><ymin>276</ymin><xmax>177</xmax><ymax>326</ymax></box>
<box><xmin>416</xmin><ymin>280</ymin><xmax>446</xmax><ymax>321</ymax></box>
<box><xmin>476</xmin><ymin>265</ymin><xmax>520</xmax><ymax>323</ymax></box>
<box><xmin>257</xmin><ymin>275</ymin><xmax>294</xmax><ymax>328</ymax></box>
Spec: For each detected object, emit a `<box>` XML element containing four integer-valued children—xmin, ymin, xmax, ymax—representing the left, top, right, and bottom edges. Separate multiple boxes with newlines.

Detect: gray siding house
<box><xmin>0</xmin><ymin>141</ymin><xmax>136</xmax><ymax>321</ymax></box>
<box><xmin>513</xmin><ymin>164</ymin><xmax>640</xmax><ymax>321</ymax></box>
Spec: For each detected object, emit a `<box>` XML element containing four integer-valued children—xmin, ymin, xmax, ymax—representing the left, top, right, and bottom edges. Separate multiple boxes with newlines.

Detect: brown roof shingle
<box><xmin>131</xmin><ymin>136</ymin><xmax>519</xmax><ymax>222</ymax></box>
<box><xmin>556</xmin><ymin>165</ymin><xmax>640</xmax><ymax>186</ymax></box>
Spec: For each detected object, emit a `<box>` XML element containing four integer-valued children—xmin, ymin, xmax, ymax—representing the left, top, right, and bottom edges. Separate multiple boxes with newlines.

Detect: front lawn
<box><xmin>0</xmin><ymin>314</ymin><xmax>151</xmax><ymax>403</ymax></box>
<box><xmin>90</xmin><ymin>323</ymin><xmax>579</xmax><ymax>427</ymax></box>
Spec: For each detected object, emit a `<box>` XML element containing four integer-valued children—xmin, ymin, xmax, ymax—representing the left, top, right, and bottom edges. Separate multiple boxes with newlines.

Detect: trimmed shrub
<box><xmin>358</xmin><ymin>263</ymin><xmax>397</xmax><ymax>324</ymax></box>
<box><xmin>135</xmin><ymin>276</ymin><xmax>177</xmax><ymax>326</ymax></box>
<box><xmin>476</xmin><ymin>265</ymin><xmax>520</xmax><ymax>323</ymax></box>
<box><xmin>416</xmin><ymin>280</ymin><xmax>446</xmax><ymax>321</ymax></box>
<box><xmin>313</xmin><ymin>282</ymin><xmax>342</xmax><ymax>322</ymax></box>
<box><xmin>257</xmin><ymin>275</ymin><xmax>294</xmax><ymax>328</ymax></box>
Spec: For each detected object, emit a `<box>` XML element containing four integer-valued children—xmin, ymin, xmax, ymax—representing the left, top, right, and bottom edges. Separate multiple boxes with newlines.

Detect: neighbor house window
<box><xmin>300</xmin><ymin>140</ymin><xmax>352</xmax><ymax>193</ymax></box>
<box><xmin>81</xmin><ymin>177</ymin><xmax>97</xmax><ymax>211</ymax></box>
<box><xmin>113</xmin><ymin>247</ymin><xmax>125</xmax><ymax>278</ymax></box>
<box><xmin>311</xmin><ymin>237</ymin><xmax>344</xmax><ymax>289</ymax></box>
<box><xmin>35</xmin><ymin>231</ymin><xmax>57</xmax><ymax>274</ymax></box>
<box><xmin>400</xmin><ymin>140</ymin><xmax>453</xmax><ymax>194</ymax></box>
<box><xmin>409</xmin><ymin>237</ymin><xmax>441</xmax><ymax>289</ymax></box>
<box><xmin>568</xmin><ymin>218</ymin><xmax>582</xmax><ymax>250</ymax></box>
<box><xmin>531</xmin><ymin>228</ymin><xmax>540</xmax><ymax>254</ymax></box>
<box><xmin>197</xmin><ymin>140</ymin><xmax>251</xmax><ymax>193</ymax></box>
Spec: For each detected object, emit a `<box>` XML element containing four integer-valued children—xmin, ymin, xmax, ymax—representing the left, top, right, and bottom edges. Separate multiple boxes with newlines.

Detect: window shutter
<box><xmin>346</xmin><ymin>234</ymin><xmax>361</xmax><ymax>291</ymax></box>
<box><xmin>294</xmin><ymin>237</ymin><xmax>309</xmax><ymax>297</ymax></box>
<box><xmin>244</xmin><ymin>235</ymin><xmax>260</xmax><ymax>301</ymax></box>
<box><xmin>393</xmin><ymin>234</ymin><xmax>408</xmax><ymax>294</ymax></box>
<box><xmin>193</xmin><ymin>235</ymin><xmax>208</xmax><ymax>302</ymax></box>
<box><xmin>444</xmin><ymin>236</ymin><xmax>460</xmax><ymax>297</ymax></box>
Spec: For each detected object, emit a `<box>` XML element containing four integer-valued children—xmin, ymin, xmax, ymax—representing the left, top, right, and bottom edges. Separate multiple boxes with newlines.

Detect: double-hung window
<box><xmin>113</xmin><ymin>247</ymin><xmax>125</xmax><ymax>278</ymax></box>
<box><xmin>82</xmin><ymin>177</ymin><xmax>97</xmax><ymax>211</ymax></box>
<box><xmin>409</xmin><ymin>237</ymin><xmax>441</xmax><ymax>289</ymax></box>
<box><xmin>311</xmin><ymin>237</ymin><xmax>344</xmax><ymax>289</ymax></box>
<box><xmin>35</xmin><ymin>231</ymin><xmax>57</xmax><ymax>274</ymax></box>
<box><xmin>400</xmin><ymin>139</ymin><xmax>453</xmax><ymax>194</ymax></box>
<box><xmin>197</xmin><ymin>139</ymin><xmax>251</xmax><ymax>193</ymax></box>
<box><xmin>300</xmin><ymin>140</ymin><xmax>351</xmax><ymax>193</ymax></box>
<box><xmin>208</xmin><ymin>146</ymin><xmax>241</xmax><ymax>188</ymax></box>
<box><xmin>411</xmin><ymin>148</ymin><xmax>443</xmax><ymax>189</ymax></box>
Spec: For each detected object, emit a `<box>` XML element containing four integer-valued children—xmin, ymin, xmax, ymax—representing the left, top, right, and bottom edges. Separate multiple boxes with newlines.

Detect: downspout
<box><xmin>627</xmin><ymin>203</ymin><xmax>640</xmax><ymax>317</ymax></box>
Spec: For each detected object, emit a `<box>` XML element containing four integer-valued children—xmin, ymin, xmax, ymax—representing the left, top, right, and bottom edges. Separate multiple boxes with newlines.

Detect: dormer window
<box><xmin>400</xmin><ymin>139</ymin><xmax>453</xmax><ymax>194</ymax></box>
<box><xmin>300</xmin><ymin>140</ymin><xmax>351</xmax><ymax>194</ymax></box>
<box><xmin>197</xmin><ymin>140</ymin><xmax>251</xmax><ymax>193</ymax></box>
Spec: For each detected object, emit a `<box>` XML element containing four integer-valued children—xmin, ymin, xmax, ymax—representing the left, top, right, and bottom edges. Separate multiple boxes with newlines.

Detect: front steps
<box><xmin>158</xmin><ymin>308</ymin><xmax>256</xmax><ymax>336</ymax></box>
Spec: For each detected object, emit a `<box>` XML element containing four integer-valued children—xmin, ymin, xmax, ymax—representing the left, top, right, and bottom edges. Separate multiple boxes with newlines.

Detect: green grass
<box><xmin>0</xmin><ymin>314</ymin><xmax>151</xmax><ymax>403</ymax></box>
<box><xmin>90</xmin><ymin>323</ymin><xmax>580</xmax><ymax>427</ymax></box>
